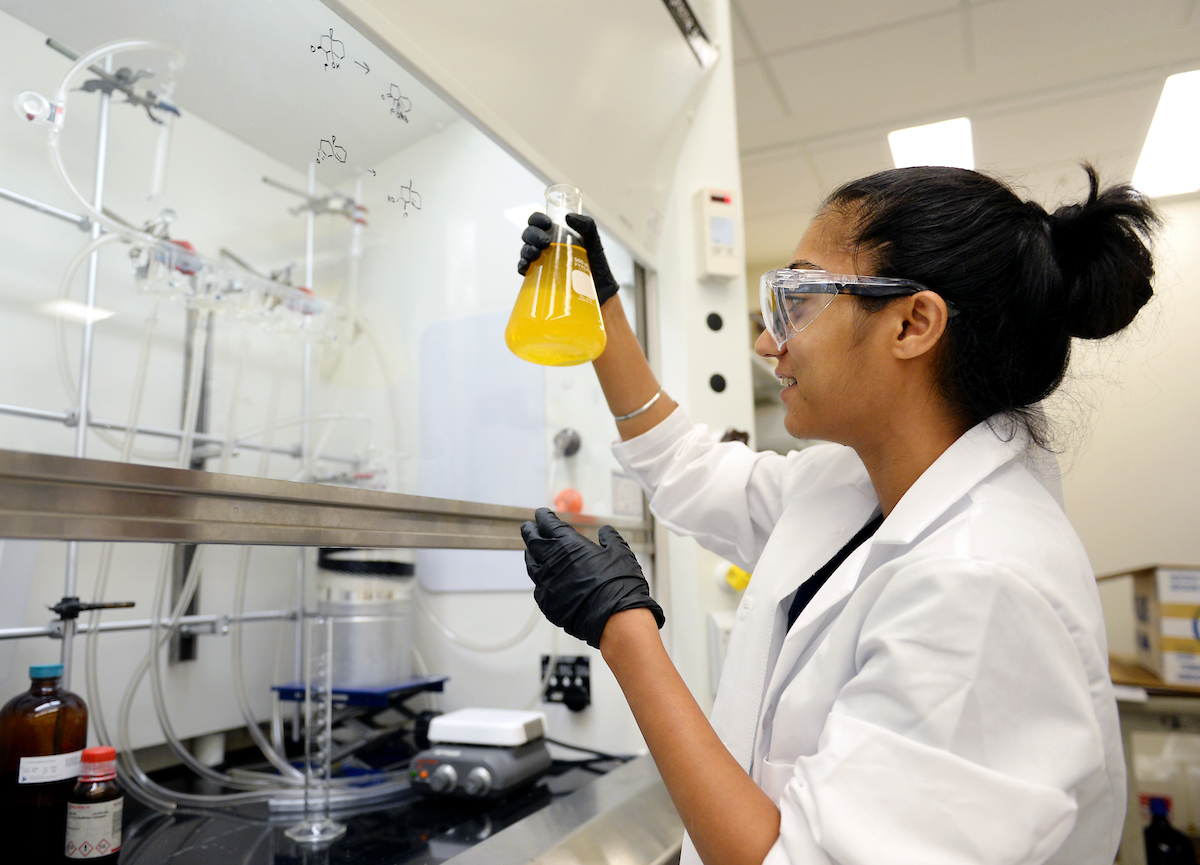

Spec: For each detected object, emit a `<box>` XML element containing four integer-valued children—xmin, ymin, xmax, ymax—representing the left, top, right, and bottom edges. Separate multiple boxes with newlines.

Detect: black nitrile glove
<box><xmin>517</xmin><ymin>212</ymin><xmax>620</xmax><ymax>305</ymax></box>
<box><xmin>520</xmin><ymin>507</ymin><xmax>664</xmax><ymax>648</ymax></box>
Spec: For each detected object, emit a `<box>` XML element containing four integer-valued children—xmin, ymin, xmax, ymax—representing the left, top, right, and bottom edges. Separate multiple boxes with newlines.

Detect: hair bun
<box><xmin>1049</xmin><ymin>165</ymin><xmax>1159</xmax><ymax>340</ymax></box>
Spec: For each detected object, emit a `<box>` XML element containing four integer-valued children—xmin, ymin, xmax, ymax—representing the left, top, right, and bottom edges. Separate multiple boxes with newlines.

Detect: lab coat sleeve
<box><xmin>612</xmin><ymin>407</ymin><xmax>812</xmax><ymax>571</ymax></box>
<box><xmin>765</xmin><ymin>558</ymin><xmax>1103</xmax><ymax>865</ymax></box>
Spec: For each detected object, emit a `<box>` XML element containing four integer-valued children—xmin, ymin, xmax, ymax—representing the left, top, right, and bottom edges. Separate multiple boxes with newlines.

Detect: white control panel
<box><xmin>694</xmin><ymin>187</ymin><xmax>740</xmax><ymax>279</ymax></box>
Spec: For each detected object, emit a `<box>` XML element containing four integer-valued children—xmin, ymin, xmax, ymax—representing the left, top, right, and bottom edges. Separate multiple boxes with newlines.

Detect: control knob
<box><xmin>429</xmin><ymin>763</ymin><xmax>458</xmax><ymax>793</ymax></box>
<box><xmin>463</xmin><ymin>766</ymin><xmax>493</xmax><ymax>797</ymax></box>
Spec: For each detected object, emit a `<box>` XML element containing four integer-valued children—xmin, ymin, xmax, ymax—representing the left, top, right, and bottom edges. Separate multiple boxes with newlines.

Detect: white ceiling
<box><xmin>731</xmin><ymin>0</ymin><xmax>1200</xmax><ymax>269</ymax></box>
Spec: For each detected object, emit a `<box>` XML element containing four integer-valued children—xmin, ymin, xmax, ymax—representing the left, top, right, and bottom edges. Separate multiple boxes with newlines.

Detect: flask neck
<box><xmin>543</xmin><ymin>184</ymin><xmax>583</xmax><ymax>233</ymax></box>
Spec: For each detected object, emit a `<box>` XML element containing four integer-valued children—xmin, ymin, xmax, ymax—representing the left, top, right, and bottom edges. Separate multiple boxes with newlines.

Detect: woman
<box><xmin>517</xmin><ymin>165</ymin><xmax>1158</xmax><ymax>865</ymax></box>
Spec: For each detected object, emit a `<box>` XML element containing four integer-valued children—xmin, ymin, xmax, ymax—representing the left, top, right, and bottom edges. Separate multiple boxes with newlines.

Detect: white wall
<box><xmin>1059</xmin><ymin>194</ymin><xmax>1200</xmax><ymax>573</ymax></box>
<box><xmin>1058</xmin><ymin>194</ymin><xmax>1200</xmax><ymax>654</ymax></box>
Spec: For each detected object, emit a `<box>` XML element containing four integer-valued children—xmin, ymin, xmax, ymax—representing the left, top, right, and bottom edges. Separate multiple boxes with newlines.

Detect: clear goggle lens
<box><xmin>759</xmin><ymin>269</ymin><xmax>928</xmax><ymax>348</ymax></box>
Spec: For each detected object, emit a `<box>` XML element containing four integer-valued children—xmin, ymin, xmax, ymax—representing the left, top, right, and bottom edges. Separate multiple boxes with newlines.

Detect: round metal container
<box><xmin>317</xmin><ymin>574</ymin><xmax>415</xmax><ymax>689</ymax></box>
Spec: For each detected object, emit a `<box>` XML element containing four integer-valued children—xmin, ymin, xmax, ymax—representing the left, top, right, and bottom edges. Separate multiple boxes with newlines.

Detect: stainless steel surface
<box><xmin>0</xmin><ymin>448</ymin><xmax>653</xmax><ymax>550</ymax></box>
<box><xmin>447</xmin><ymin>755</ymin><xmax>682</xmax><ymax>865</ymax></box>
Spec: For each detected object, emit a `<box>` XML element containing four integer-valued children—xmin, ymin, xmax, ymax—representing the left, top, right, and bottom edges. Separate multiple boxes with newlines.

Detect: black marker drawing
<box><xmin>368</xmin><ymin>169</ymin><xmax>376</xmax><ymax>177</ymax></box>
<box><xmin>387</xmin><ymin>180</ymin><xmax>422</xmax><ymax>216</ymax></box>
<box><xmin>382</xmin><ymin>84</ymin><xmax>412</xmax><ymax>122</ymax></box>
<box><xmin>355</xmin><ymin>60</ymin><xmax>370</xmax><ymax>73</ymax></box>
<box><xmin>316</xmin><ymin>135</ymin><xmax>347</xmax><ymax>164</ymax></box>
<box><xmin>310</xmin><ymin>29</ymin><xmax>345</xmax><ymax>70</ymax></box>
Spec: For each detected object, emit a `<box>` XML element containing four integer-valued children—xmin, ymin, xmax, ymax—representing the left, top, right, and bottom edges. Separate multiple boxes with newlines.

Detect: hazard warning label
<box><xmin>65</xmin><ymin>797</ymin><xmax>122</xmax><ymax>859</ymax></box>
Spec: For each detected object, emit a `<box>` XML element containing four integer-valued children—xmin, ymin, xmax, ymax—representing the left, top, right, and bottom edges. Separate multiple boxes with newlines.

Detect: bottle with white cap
<box><xmin>64</xmin><ymin>746</ymin><xmax>122</xmax><ymax>862</ymax></box>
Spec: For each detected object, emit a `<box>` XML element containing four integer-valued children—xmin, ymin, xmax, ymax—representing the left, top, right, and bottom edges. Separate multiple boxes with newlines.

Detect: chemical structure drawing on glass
<box><xmin>387</xmin><ymin>180</ymin><xmax>422</xmax><ymax>216</ymax></box>
<box><xmin>316</xmin><ymin>135</ymin><xmax>347</xmax><ymax>165</ymax></box>
<box><xmin>382</xmin><ymin>84</ymin><xmax>412</xmax><ymax>122</ymax></box>
<box><xmin>310</xmin><ymin>28</ymin><xmax>345</xmax><ymax>70</ymax></box>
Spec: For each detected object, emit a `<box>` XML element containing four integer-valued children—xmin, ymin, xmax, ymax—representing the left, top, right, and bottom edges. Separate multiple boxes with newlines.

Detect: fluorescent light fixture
<box><xmin>37</xmin><ymin>299</ymin><xmax>115</xmax><ymax>324</ymax></box>
<box><xmin>888</xmin><ymin>117</ymin><xmax>974</xmax><ymax>170</ymax></box>
<box><xmin>1132</xmin><ymin>69</ymin><xmax>1200</xmax><ymax>198</ymax></box>
<box><xmin>503</xmin><ymin>203</ymin><xmax>543</xmax><ymax>228</ymax></box>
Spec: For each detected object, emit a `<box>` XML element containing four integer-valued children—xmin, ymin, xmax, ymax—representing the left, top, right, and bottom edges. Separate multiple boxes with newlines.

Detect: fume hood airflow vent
<box><xmin>661</xmin><ymin>0</ymin><xmax>718</xmax><ymax>68</ymax></box>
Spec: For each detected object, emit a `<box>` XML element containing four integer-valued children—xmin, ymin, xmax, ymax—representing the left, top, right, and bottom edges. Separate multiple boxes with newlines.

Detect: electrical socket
<box><xmin>541</xmin><ymin>655</ymin><xmax>590</xmax><ymax>712</ymax></box>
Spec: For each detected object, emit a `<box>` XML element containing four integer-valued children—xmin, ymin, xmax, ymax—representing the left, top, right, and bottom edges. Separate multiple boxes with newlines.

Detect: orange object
<box><xmin>554</xmin><ymin>488</ymin><xmax>583</xmax><ymax>514</ymax></box>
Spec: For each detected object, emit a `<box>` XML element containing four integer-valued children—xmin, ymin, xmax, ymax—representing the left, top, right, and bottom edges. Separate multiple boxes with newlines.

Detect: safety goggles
<box><xmin>759</xmin><ymin>268</ymin><xmax>933</xmax><ymax>349</ymax></box>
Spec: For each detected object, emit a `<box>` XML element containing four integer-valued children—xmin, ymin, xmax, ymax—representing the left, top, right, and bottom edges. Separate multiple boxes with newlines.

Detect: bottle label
<box><xmin>17</xmin><ymin>749</ymin><xmax>82</xmax><ymax>784</ymax></box>
<box><xmin>64</xmin><ymin>796</ymin><xmax>122</xmax><ymax>859</ymax></box>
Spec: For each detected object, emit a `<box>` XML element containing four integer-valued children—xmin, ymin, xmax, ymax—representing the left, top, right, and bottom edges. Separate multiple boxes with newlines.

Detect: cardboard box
<box><xmin>1103</xmin><ymin>566</ymin><xmax>1200</xmax><ymax>685</ymax></box>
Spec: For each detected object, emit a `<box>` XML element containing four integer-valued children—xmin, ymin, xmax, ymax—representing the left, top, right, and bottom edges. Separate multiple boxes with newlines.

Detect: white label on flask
<box><xmin>17</xmin><ymin>749</ymin><xmax>82</xmax><ymax>784</ymax></box>
<box><xmin>64</xmin><ymin>796</ymin><xmax>122</xmax><ymax>859</ymax></box>
<box><xmin>571</xmin><ymin>268</ymin><xmax>597</xmax><ymax>301</ymax></box>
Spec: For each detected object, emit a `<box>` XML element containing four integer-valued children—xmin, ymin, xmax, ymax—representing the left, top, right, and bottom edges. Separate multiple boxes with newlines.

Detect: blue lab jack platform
<box><xmin>271</xmin><ymin>674</ymin><xmax>448</xmax><ymax>708</ymax></box>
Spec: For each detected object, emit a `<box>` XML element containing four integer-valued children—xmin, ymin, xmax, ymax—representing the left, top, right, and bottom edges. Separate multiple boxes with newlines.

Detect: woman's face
<box><xmin>754</xmin><ymin>211</ymin><xmax>899</xmax><ymax>446</ymax></box>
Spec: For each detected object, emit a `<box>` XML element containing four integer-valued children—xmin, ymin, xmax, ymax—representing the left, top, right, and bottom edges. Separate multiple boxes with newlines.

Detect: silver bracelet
<box><xmin>613</xmin><ymin>388</ymin><xmax>663</xmax><ymax>422</ymax></box>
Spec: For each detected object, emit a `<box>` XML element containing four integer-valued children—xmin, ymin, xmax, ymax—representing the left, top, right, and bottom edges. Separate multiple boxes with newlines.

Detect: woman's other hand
<box><xmin>520</xmin><ymin>507</ymin><xmax>664</xmax><ymax>648</ymax></box>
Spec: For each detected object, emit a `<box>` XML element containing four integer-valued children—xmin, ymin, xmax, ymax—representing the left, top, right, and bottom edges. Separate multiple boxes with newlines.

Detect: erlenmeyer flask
<box><xmin>505</xmin><ymin>185</ymin><xmax>606</xmax><ymax>365</ymax></box>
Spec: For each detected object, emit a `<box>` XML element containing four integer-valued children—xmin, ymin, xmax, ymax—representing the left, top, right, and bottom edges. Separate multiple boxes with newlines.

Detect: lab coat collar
<box><xmin>873</xmin><ymin>416</ymin><xmax>1047</xmax><ymax>547</ymax></box>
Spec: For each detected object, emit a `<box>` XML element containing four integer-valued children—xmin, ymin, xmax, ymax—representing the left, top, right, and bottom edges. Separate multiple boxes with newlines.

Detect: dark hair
<box><xmin>823</xmin><ymin>165</ymin><xmax>1159</xmax><ymax>443</ymax></box>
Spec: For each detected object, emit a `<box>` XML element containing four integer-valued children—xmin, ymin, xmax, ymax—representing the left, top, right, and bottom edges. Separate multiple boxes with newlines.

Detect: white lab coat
<box><xmin>613</xmin><ymin>409</ymin><xmax>1122</xmax><ymax>865</ymax></box>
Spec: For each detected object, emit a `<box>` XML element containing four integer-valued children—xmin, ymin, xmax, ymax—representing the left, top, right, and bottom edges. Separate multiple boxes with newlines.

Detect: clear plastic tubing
<box><xmin>47</xmin><ymin>40</ymin><xmax>184</xmax><ymax>245</ymax></box>
<box><xmin>53</xmin><ymin>234</ymin><xmax>179</xmax><ymax>462</ymax></box>
<box><xmin>85</xmin><ymin>304</ymin><xmax>159</xmax><ymax>749</ymax></box>
<box><xmin>414</xmin><ymin>585</ymin><xmax>542</xmax><ymax>653</ymax></box>
<box><xmin>55</xmin><ymin>233</ymin><xmax>126</xmax><ymax>402</ymax></box>
<box><xmin>230</xmin><ymin>379</ymin><xmax>304</xmax><ymax>781</ymax></box>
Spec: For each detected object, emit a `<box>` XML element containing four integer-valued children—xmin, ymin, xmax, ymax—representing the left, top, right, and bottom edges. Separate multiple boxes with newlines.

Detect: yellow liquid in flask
<box><xmin>506</xmin><ymin>241</ymin><xmax>606</xmax><ymax>366</ymax></box>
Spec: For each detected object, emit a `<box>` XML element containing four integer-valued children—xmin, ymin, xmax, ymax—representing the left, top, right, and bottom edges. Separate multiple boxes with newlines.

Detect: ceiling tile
<box><xmin>730</xmin><ymin>3</ymin><xmax>757</xmax><ymax>64</ymax></box>
<box><xmin>738</xmin><ymin>0</ymin><xmax>960</xmax><ymax>57</ymax></box>
<box><xmin>751</xmin><ymin>14</ymin><xmax>971</xmax><ymax>153</ymax></box>
<box><xmin>735</xmin><ymin>60</ymin><xmax>790</xmax><ymax>139</ymax></box>
<box><xmin>973</xmin><ymin>82</ymin><xmax>1161</xmax><ymax>178</ymax></box>
<box><xmin>971</xmin><ymin>0</ymin><xmax>1193</xmax><ymax>75</ymax></box>
<box><xmin>741</xmin><ymin>151</ymin><xmax>824</xmax><ymax>219</ymax></box>
<box><xmin>806</xmin><ymin>138</ymin><xmax>896</xmax><ymax>194</ymax></box>
<box><xmin>998</xmin><ymin>154</ymin><xmax>1142</xmax><ymax>210</ymax></box>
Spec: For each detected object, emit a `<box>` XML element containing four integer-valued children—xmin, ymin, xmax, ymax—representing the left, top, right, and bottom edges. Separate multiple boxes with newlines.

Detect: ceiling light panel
<box><xmin>888</xmin><ymin>117</ymin><xmax>974</xmax><ymax>170</ymax></box>
<box><xmin>1132</xmin><ymin>69</ymin><xmax>1200</xmax><ymax>198</ymax></box>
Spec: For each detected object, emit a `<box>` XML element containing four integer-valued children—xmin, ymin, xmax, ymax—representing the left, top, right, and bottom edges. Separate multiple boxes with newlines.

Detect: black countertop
<box><xmin>119</xmin><ymin>762</ymin><xmax>618</xmax><ymax>865</ymax></box>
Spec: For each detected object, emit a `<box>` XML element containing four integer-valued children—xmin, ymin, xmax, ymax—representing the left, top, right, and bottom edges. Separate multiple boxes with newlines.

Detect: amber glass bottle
<box><xmin>65</xmin><ymin>746</ymin><xmax>122</xmax><ymax>862</ymax></box>
<box><xmin>0</xmin><ymin>663</ymin><xmax>89</xmax><ymax>860</ymax></box>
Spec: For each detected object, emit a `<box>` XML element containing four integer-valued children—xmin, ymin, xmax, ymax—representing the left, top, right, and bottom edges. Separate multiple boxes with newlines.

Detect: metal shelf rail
<box><xmin>0</xmin><ymin>448</ymin><xmax>652</xmax><ymax>551</ymax></box>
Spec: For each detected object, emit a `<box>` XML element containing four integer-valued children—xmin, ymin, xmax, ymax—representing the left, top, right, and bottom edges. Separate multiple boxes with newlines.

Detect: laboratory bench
<box><xmin>1111</xmin><ymin>656</ymin><xmax>1200</xmax><ymax>865</ymax></box>
<box><xmin>118</xmin><ymin>753</ymin><xmax>682</xmax><ymax>865</ymax></box>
